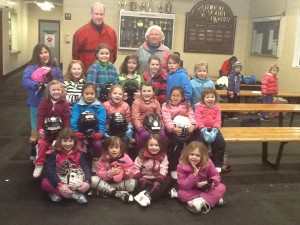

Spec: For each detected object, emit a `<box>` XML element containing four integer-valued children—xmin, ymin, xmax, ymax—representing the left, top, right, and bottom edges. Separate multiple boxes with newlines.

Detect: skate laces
<box><xmin>201</xmin><ymin>200</ymin><xmax>211</xmax><ymax>213</ymax></box>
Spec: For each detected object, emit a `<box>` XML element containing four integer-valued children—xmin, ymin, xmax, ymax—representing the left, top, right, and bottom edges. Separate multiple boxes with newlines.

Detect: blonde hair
<box><xmin>43</xmin><ymin>79</ymin><xmax>66</xmax><ymax>101</ymax></box>
<box><xmin>194</xmin><ymin>61</ymin><xmax>209</xmax><ymax>74</ymax></box>
<box><xmin>268</xmin><ymin>64</ymin><xmax>279</xmax><ymax>73</ymax></box>
<box><xmin>200</xmin><ymin>87</ymin><xmax>220</xmax><ymax>104</ymax></box>
<box><xmin>64</xmin><ymin>60</ymin><xmax>86</xmax><ymax>81</ymax></box>
<box><xmin>179</xmin><ymin>141</ymin><xmax>209</xmax><ymax>168</ymax></box>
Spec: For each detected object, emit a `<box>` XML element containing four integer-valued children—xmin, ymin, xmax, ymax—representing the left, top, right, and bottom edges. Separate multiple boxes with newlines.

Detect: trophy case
<box><xmin>119</xmin><ymin>10</ymin><xmax>175</xmax><ymax>50</ymax></box>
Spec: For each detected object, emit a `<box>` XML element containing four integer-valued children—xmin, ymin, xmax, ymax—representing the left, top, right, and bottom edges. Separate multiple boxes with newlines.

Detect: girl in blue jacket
<box><xmin>71</xmin><ymin>83</ymin><xmax>106</xmax><ymax>171</ymax></box>
<box><xmin>22</xmin><ymin>43</ymin><xmax>63</xmax><ymax>143</ymax></box>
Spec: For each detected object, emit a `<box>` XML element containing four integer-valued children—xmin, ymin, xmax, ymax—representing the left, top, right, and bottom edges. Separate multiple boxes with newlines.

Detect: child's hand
<box><xmin>111</xmin><ymin>166</ymin><xmax>121</xmax><ymax>176</ymax></box>
<box><xmin>227</xmin><ymin>91</ymin><xmax>234</xmax><ymax>98</ymax></box>
<box><xmin>58</xmin><ymin>184</ymin><xmax>73</xmax><ymax>198</ymax></box>
<box><xmin>77</xmin><ymin>181</ymin><xmax>90</xmax><ymax>193</ymax></box>
<box><xmin>39</xmin><ymin>129</ymin><xmax>45</xmax><ymax>139</ymax></box>
<box><xmin>197</xmin><ymin>181</ymin><xmax>208</xmax><ymax>188</ymax></box>
<box><xmin>192</xmin><ymin>164</ymin><xmax>200</xmax><ymax>176</ymax></box>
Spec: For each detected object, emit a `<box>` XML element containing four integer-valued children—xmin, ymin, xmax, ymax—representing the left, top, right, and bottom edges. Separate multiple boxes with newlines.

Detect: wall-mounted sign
<box><xmin>184</xmin><ymin>0</ymin><xmax>236</xmax><ymax>54</ymax></box>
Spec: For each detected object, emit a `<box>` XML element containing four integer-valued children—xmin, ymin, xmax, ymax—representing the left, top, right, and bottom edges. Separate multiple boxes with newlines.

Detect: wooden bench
<box><xmin>220</xmin><ymin>103</ymin><xmax>300</xmax><ymax>126</ymax></box>
<box><xmin>220</xmin><ymin>127</ymin><xmax>300</xmax><ymax>170</ymax></box>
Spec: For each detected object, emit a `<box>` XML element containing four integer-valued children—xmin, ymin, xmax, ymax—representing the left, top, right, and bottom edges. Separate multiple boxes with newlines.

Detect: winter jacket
<box><xmin>194</xmin><ymin>103</ymin><xmax>222</xmax><ymax>129</ymax></box>
<box><xmin>136</xmin><ymin>41</ymin><xmax>172</xmax><ymax>74</ymax></box>
<box><xmin>63</xmin><ymin>79</ymin><xmax>86</xmax><ymax>106</ymax></box>
<box><xmin>131</xmin><ymin>96</ymin><xmax>162</xmax><ymax>130</ymax></box>
<box><xmin>143</xmin><ymin>70</ymin><xmax>167</xmax><ymax>104</ymax></box>
<box><xmin>190</xmin><ymin>77</ymin><xmax>215</xmax><ymax>109</ymax></box>
<box><xmin>162</xmin><ymin>101</ymin><xmax>196</xmax><ymax>133</ymax></box>
<box><xmin>86</xmin><ymin>60</ymin><xmax>119</xmax><ymax>97</ymax></box>
<box><xmin>177</xmin><ymin>159</ymin><xmax>221</xmax><ymax>192</ymax></box>
<box><xmin>71</xmin><ymin>98</ymin><xmax>106</xmax><ymax>134</ymax></box>
<box><xmin>102</xmin><ymin>100</ymin><xmax>132</xmax><ymax>124</ymax></box>
<box><xmin>36</xmin><ymin>99</ymin><xmax>70</xmax><ymax>131</ymax></box>
<box><xmin>134</xmin><ymin>150</ymin><xmax>168</xmax><ymax>180</ymax></box>
<box><xmin>72</xmin><ymin>20</ymin><xmax>117</xmax><ymax>69</ymax></box>
<box><xmin>227</xmin><ymin>71</ymin><xmax>241</xmax><ymax>93</ymax></box>
<box><xmin>45</xmin><ymin>149</ymin><xmax>91</xmax><ymax>188</ymax></box>
<box><xmin>119</xmin><ymin>73</ymin><xmax>144</xmax><ymax>88</ymax></box>
<box><xmin>261</xmin><ymin>72</ymin><xmax>278</xmax><ymax>95</ymax></box>
<box><xmin>96</xmin><ymin>153</ymin><xmax>135</xmax><ymax>182</ymax></box>
<box><xmin>22</xmin><ymin>64</ymin><xmax>63</xmax><ymax>107</ymax></box>
<box><xmin>220</xmin><ymin>59</ymin><xmax>232</xmax><ymax>76</ymax></box>
<box><xmin>166</xmin><ymin>69</ymin><xmax>192</xmax><ymax>101</ymax></box>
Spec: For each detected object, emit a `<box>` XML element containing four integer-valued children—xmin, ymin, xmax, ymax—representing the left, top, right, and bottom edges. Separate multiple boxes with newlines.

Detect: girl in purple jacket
<box><xmin>177</xmin><ymin>141</ymin><xmax>226</xmax><ymax>214</ymax></box>
<box><xmin>194</xmin><ymin>88</ymin><xmax>226</xmax><ymax>172</ymax></box>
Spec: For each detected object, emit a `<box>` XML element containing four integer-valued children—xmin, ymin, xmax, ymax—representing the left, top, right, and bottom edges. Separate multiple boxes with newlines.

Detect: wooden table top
<box><xmin>217</xmin><ymin>90</ymin><xmax>300</xmax><ymax>98</ymax></box>
<box><xmin>219</xmin><ymin>103</ymin><xmax>300</xmax><ymax>112</ymax></box>
<box><xmin>220</xmin><ymin>127</ymin><xmax>300</xmax><ymax>142</ymax></box>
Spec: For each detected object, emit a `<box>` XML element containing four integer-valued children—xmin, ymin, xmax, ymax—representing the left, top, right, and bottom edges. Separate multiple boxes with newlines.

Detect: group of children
<box><xmin>21</xmin><ymin>42</ymin><xmax>277</xmax><ymax>213</ymax></box>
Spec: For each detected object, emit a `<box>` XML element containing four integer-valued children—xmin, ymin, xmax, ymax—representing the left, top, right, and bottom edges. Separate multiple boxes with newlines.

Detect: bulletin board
<box><xmin>250</xmin><ymin>16</ymin><xmax>281</xmax><ymax>57</ymax></box>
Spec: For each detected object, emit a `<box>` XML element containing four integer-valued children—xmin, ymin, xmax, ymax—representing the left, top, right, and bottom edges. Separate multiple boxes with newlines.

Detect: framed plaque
<box><xmin>184</xmin><ymin>0</ymin><xmax>236</xmax><ymax>54</ymax></box>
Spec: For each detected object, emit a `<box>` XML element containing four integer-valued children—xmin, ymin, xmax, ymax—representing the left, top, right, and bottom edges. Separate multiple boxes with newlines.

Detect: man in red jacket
<box><xmin>72</xmin><ymin>2</ymin><xmax>118</xmax><ymax>70</ymax></box>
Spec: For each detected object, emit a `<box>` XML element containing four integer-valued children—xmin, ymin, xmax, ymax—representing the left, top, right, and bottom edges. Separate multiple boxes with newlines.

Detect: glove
<box><xmin>200</xmin><ymin>179</ymin><xmax>215</xmax><ymax>192</ymax></box>
<box><xmin>208</xmin><ymin>128</ymin><xmax>218</xmax><ymax>143</ymax></box>
<box><xmin>75</xmin><ymin>132</ymin><xmax>85</xmax><ymax>140</ymax></box>
<box><xmin>77</xmin><ymin>181</ymin><xmax>90</xmax><ymax>193</ymax></box>
<box><xmin>201</xmin><ymin>128</ymin><xmax>213</xmax><ymax>144</ymax></box>
<box><xmin>91</xmin><ymin>132</ymin><xmax>103</xmax><ymax>140</ymax></box>
<box><xmin>35</xmin><ymin>83</ymin><xmax>46</xmax><ymax>96</ymax></box>
<box><xmin>39</xmin><ymin>129</ymin><xmax>45</xmax><ymax>139</ymax></box>
<box><xmin>58</xmin><ymin>183</ymin><xmax>73</xmax><ymax>198</ymax></box>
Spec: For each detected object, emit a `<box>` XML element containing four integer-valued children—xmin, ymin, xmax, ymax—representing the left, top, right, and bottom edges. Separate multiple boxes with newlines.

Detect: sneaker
<box><xmin>169</xmin><ymin>188</ymin><xmax>178</xmax><ymax>198</ymax></box>
<box><xmin>48</xmin><ymin>193</ymin><xmax>62</xmax><ymax>202</ymax></box>
<box><xmin>228</xmin><ymin>116</ymin><xmax>238</xmax><ymax>120</ymax></box>
<box><xmin>33</xmin><ymin>165</ymin><xmax>44</xmax><ymax>178</ymax></box>
<box><xmin>72</xmin><ymin>192</ymin><xmax>88</xmax><ymax>204</ymax></box>
<box><xmin>134</xmin><ymin>190</ymin><xmax>151</xmax><ymax>207</ymax></box>
<box><xmin>170</xmin><ymin>171</ymin><xmax>177</xmax><ymax>180</ymax></box>
<box><xmin>260</xmin><ymin>116</ymin><xmax>270</xmax><ymax>121</ymax></box>
<box><xmin>115</xmin><ymin>191</ymin><xmax>134</xmax><ymax>203</ymax></box>
<box><xmin>192</xmin><ymin>197</ymin><xmax>211</xmax><ymax>213</ymax></box>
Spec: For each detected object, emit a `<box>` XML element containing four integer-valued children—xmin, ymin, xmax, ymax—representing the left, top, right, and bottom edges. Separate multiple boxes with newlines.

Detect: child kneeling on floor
<box><xmin>177</xmin><ymin>141</ymin><xmax>226</xmax><ymax>213</ymax></box>
<box><xmin>41</xmin><ymin>128</ymin><xmax>91</xmax><ymax>204</ymax></box>
<box><xmin>91</xmin><ymin>136</ymin><xmax>136</xmax><ymax>203</ymax></box>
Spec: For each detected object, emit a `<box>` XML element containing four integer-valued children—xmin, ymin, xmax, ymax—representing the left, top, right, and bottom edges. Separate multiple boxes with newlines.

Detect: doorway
<box><xmin>38</xmin><ymin>20</ymin><xmax>60</xmax><ymax>65</ymax></box>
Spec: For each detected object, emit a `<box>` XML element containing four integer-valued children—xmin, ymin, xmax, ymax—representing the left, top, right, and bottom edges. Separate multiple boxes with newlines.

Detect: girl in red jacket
<box><xmin>194</xmin><ymin>88</ymin><xmax>225</xmax><ymax>173</ymax></box>
<box><xmin>260</xmin><ymin>64</ymin><xmax>279</xmax><ymax>121</ymax></box>
<box><xmin>33</xmin><ymin>80</ymin><xmax>70</xmax><ymax>178</ymax></box>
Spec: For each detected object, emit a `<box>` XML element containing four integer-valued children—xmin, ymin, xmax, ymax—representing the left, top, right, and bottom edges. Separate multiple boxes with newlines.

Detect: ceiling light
<box><xmin>35</xmin><ymin>1</ymin><xmax>55</xmax><ymax>11</ymax></box>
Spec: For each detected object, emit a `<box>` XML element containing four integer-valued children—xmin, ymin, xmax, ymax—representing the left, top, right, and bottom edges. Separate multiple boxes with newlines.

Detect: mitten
<box><xmin>39</xmin><ymin>129</ymin><xmax>45</xmax><ymax>139</ymax></box>
<box><xmin>209</xmin><ymin>128</ymin><xmax>219</xmax><ymax>143</ymax></box>
<box><xmin>35</xmin><ymin>83</ymin><xmax>46</xmax><ymax>96</ymax></box>
<box><xmin>58</xmin><ymin>183</ymin><xmax>73</xmax><ymax>198</ymax></box>
<box><xmin>91</xmin><ymin>132</ymin><xmax>103</xmax><ymax>140</ymax></box>
<box><xmin>77</xmin><ymin>181</ymin><xmax>90</xmax><ymax>193</ymax></box>
<box><xmin>75</xmin><ymin>132</ymin><xmax>85</xmax><ymax>140</ymax></box>
<box><xmin>200</xmin><ymin>179</ymin><xmax>215</xmax><ymax>192</ymax></box>
<box><xmin>113</xmin><ymin>169</ymin><xmax>124</xmax><ymax>183</ymax></box>
<box><xmin>201</xmin><ymin>128</ymin><xmax>212</xmax><ymax>143</ymax></box>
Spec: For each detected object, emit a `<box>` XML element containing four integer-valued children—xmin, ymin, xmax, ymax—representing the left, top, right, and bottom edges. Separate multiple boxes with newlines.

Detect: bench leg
<box><xmin>262</xmin><ymin>142</ymin><xmax>287</xmax><ymax>170</ymax></box>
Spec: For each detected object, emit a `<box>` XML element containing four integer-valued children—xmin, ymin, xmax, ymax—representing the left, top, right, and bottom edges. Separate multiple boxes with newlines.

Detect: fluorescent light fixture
<box><xmin>35</xmin><ymin>1</ymin><xmax>55</xmax><ymax>11</ymax></box>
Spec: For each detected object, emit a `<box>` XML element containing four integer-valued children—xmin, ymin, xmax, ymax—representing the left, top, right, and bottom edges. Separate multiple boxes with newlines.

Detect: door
<box><xmin>38</xmin><ymin>20</ymin><xmax>60</xmax><ymax>65</ymax></box>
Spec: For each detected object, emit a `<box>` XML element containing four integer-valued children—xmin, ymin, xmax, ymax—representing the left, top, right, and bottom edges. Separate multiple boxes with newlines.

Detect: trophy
<box><xmin>129</xmin><ymin>1</ymin><xmax>137</xmax><ymax>11</ymax></box>
<box><xmin>158</xmin><ymin>1</ymin><xmax>164</xmax><ymax>13</ymax></box>
<box><xmin>165</xmin><ymin>0</ymin><xmax>172</xmax><ymax>14</ymax></box>
<box><xmin>141</xmin><ymin>1</ymin><xmax>147</xmax><ymax>12</ymax></box>
<box><xmin>119</xmin><ymin>1</ymin><xmax>127</xmax><ymax>10</ymax></box>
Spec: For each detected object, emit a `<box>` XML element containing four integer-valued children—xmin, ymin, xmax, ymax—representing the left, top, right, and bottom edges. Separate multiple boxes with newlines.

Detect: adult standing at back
<box><xmin>136</xmin><ymin>25</ymin><xmax>172</xmax><ymax>75</ymax></box>
<box><xmin>219</xmin><ymin>56</ymin><xmax>237</xmax><ymax>77</ymax></box>
<box><xmin>72</xmin><ymin>2</ymin><xmax>118</xmax><ymax>70</ymax></box>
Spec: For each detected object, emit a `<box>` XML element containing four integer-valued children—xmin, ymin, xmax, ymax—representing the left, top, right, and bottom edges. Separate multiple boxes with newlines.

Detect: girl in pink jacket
<box><xmin>177</xmin><ymin>141</ymin><xmax>226</xmax><ymax>214</ymax></box>
<box><xmin>194</xmin><ymin>88</ymin><xmax>226</xmax><ymax>172</ymax></box>
<box><xmin>162</xmin><ymin>86</ymin><xmax>197</xmax><ymax>179</ymax></box>
<box><xmin>102</xmin><ymin>85</ymin><xmax>135</xmax><ymax>144</ymax></box>
<box><xmin>91</xmin><ymin>136</ymin><xmax>136</xmax><ymax>203</ymax></box>
<box><xmin>260</xmin><ymin>64</ymin><xmax>279</xmax><ymax>121</ymax></box>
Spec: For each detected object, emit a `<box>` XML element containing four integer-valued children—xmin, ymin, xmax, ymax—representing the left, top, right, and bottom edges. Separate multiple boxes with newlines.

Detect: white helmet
<box><xmin>173</xmin><ymin>115</ymin><xmax>191</xmax><ymax>128</ymax></box>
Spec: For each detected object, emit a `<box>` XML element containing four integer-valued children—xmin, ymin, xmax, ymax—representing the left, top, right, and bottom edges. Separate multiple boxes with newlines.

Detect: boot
<box><xmin>110</xmin><ymin>179</ymin><xmax>137</xmax><ymax>192</ymax></box>
<box><xmin>115</xmin><ymin>191</ymin><xmax>133</xmax><ymax>203</ymax></box>
<box><xmin>91</xmin><ymin>176</ymin><xmax>116</xmax><ymax>197</ymax></box>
